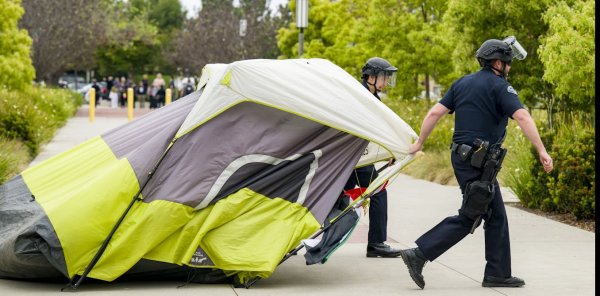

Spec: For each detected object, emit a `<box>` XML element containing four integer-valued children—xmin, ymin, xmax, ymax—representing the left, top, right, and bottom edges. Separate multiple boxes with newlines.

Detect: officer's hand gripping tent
<box><xmin>0</xmin><ymin>59</ymin><xmax>417</xmax><ymax>288</ymax></box>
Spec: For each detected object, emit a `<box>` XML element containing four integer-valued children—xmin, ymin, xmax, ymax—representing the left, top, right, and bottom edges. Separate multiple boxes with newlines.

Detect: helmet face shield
<box><xmin>377</xmin><ymin>71</ymin><xmax>397</xmax><ymax>88</ymax></box>
<box><xmin>503</xmin><ymin>36</ymin><xmax>527</xmax><ymax>60</ymax></box>
<box><xmin>363</xmin><ymin>57</ymin><xmax>397</xmax><ymax>89</ymax></box>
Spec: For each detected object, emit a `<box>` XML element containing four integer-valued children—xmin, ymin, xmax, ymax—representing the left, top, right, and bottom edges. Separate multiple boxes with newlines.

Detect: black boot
<box><xmin>366</xmin><ymin>242</ymin><xmax>402</xmax><ymax>258</ymax></box>
<box><xmin>399</xmin><ymin>247</ymin><xmax>427</xmax><ymax>289</ymax></box>
<box><xmin>482</xmin><ymin>275</ymin><xmax>525</xmax><ymax>287</ymax></box>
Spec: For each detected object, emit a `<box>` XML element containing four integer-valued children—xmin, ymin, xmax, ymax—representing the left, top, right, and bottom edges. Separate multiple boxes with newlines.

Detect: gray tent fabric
<box><xmin>134</xmin><ymin>101</ymin><xmax>367</xmax><ymax>223</ymax></box>
<box><xmin>0</xmin><ymin>175</ymin><xmax>67</xmax><ymax>279</ymax></box>
<box><xmin>102</xmin><ymin>97</ymin><xmax>367</xmax><ymax>223</ymax></box>
<box><xmin>102</xmin><ymin>93</ymin><xmax>201</xmax><ymax>183</ymax></box>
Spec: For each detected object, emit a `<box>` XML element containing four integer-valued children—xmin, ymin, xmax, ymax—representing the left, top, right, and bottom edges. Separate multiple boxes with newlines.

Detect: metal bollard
<box><xmin>166</xmin><ymin>88</ymin><xmax>172</xmax><ymax>105</ymax></box>
<box><xmin>127</xmin><ymin>88</ymin><xmax>134</xmax><ymax>121</ymax></box>
<box><xmin>89</xmin><ymin>88</ymin><xmax>95</xmax><ymax>122</ymax></box>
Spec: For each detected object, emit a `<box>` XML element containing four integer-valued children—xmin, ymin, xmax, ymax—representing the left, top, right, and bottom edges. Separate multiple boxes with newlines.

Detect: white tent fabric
<box><xmin>175</xmin><ymin>59</ymin><xmax>418</xmax><ymax>192</ymax></box>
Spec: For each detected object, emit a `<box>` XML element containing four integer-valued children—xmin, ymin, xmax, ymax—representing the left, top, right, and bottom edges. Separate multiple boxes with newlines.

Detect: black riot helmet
<box><xmin>476</xmin><ymin>36</ymin><xmax>527</xmax><ymax>78</ymax></box>
<box><xmin>476</xmin><ymin>36</ymin><xmax>527</xmax><ymax>65</ymax></box>
<box><xmin>361</xmin><ymin>57</ymin><xmax>398</xmax><ymax>87</ymax></box>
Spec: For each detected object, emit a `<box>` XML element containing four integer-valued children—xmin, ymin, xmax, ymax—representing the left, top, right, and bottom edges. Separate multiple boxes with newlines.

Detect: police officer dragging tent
<box><xmin>398</xmin><ymin>36</ymin><xmax>554</xmax><ymax>289</ymax></box>
<box><xmin>344</xmin><ymin>57</ymin><xmax>401</xmax><ymax>258</ymax></box>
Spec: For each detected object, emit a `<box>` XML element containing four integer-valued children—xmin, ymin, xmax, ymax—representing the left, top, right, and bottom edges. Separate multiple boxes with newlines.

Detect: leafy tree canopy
<box><xmin>278</xmin><ymin>0</ymin><xmax>452</xmax><ymax>99</ymax></box>
<box><xmin>277</xmin><ymin>0</ymin><xmax>595</xmax><ymax>121</ymax></box>
<box><xmin>538</xmin><ymin>0</ymin><xmax>595</xmax><ymax>106</ymax></box>
<box><xmin>0</xmin><ymin>0</ymin><xmax>35</xmax><ymax>90</ymax></box>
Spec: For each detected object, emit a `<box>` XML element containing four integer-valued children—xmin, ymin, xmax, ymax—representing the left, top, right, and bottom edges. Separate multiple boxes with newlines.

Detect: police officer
<box><xmin>344</xmin><ymin>57</ymin><xmax>401</xmax><ymax>258</ymax></box>
<box><xmin>397</xmin><ymin>37</ymin><xmax>553</xmax><ymax>289</ymax></box>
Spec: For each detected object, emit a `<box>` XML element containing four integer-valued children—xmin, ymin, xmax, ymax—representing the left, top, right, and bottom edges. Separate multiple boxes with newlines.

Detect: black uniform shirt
<box><xmin>439</xmin><ymin>68</ymin><xmax>523</xmax><ymax>145</ymax></box>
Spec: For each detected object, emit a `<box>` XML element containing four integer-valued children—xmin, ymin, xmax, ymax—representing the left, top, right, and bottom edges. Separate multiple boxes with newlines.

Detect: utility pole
<box><xmin>296</xmin><ymin>0</ymin><xmax>308</xmax><ymax>57</ymax></box>
<box><xmin>239</xmin><ymin>18</ymin><xmax>247</xmax><ymax>59</ymax></box>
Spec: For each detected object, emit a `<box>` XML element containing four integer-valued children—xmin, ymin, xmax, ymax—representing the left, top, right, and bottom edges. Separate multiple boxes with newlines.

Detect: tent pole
<box><xmin>62</xmin><ymin>138</ymin><xmax>178</xmax><ymax>291</ymax></box>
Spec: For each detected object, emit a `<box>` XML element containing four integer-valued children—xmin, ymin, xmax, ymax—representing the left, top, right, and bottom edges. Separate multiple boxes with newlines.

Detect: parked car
<box><xmin>58</xmin><ymin>75</ymin><xmax>85</xmax><ymax>90</ymax></box>
<box><xmin>78</xmin><ymin>82</ymin><xmax>107</xmax><ymax>103</ymax></box>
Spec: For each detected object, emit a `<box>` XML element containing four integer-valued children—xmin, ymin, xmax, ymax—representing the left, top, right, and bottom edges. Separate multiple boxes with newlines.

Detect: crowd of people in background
<box><xmin>86</xmin><ymin>70</ymin><xmax>198</xmax><ymax>109</ymax></box>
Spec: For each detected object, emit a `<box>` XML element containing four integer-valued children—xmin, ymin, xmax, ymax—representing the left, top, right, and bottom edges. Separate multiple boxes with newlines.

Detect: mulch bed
<box><xmin>506</xmin><ymin>202</ymin><xmax>595</xmax><ymax>233</ymax></box>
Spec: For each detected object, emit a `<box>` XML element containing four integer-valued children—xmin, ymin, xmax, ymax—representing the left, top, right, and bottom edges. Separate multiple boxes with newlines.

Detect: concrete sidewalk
<box><xmin>2</xmin><ymin>105</ymin><xmax>595</xmax><ymax>296</ymax></box>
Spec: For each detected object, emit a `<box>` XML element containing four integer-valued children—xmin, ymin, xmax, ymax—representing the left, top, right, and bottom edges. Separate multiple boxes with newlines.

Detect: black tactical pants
<box><xmin>415</xmin><ymin>152</ymin><xmax>512</xmax><ymax>278</ymax></box>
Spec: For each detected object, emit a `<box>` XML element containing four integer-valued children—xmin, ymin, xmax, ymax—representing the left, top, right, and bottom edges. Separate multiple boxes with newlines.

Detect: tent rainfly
<box><xmin>0</xmin><ymin>58</ymin><xmax>417</xmax><ymax>288</ymax></box>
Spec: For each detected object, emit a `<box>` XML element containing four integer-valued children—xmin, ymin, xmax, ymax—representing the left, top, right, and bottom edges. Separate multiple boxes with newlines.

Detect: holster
<box><xmin>452</xmin><ymin>139</ymin><xmax>506</xmax><ymax>234</ymax></box>
<box><xmin>461</xmin><ymin>180</ymin><xmax>495</xmax><ymax>233</ymax></box>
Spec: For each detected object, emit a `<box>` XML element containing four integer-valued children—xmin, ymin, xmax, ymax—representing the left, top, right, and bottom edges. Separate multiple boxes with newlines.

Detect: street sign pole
<box><xmin>296</xmin><ymin>0</ymin><xmax>308</xmax><ymax>58</ymax></box>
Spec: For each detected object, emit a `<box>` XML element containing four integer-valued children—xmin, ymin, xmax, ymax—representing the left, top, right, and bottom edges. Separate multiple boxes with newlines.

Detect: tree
<box><xmin>94</xmin><ymin>0</ymin><xmax>160</xmax><ymax>77</ymax></box>
<box><xmin>0</xmin><ymin>0</ymin><xmax>35</xmax><ymax>90</ymax></box>
<box><xmin>147</xmin><ymin>0</ymin><xmax>184</xmax><ymax>33</ymax></box>
<box><xmin>441</xmin><ymin>0</ymin><xmax>554</xmax><ymax>109</ymax></box>
<box><xmin>95</xmin><ymin>0</ymin><xmax>183</xmax><ymax>77</ymax></box>
<box><xmin>19</xmin><ymin>0</ymin><xmax>105</xmax><ymax>84</ymax></box>
<box><xmin>235</xmin><ymin>0</ymin><xmax>286</xmax><ymax>59</ymax></box>
<box><xmin>277</xmin><ymin>0</ymin><xmax>377</xmax><ymax>76</ymax></box>
<box><xmin>164</xmin><ymin>0</ymin><xmax>238</xmax><ymax>74</ymax></box>
<box><xmin>538</xmin><ymin>0</ymin><xmax>595</xmax><ymax>111</ymax></box>
<box><xmin>277</xmin><ymin>0</ymin><xmax>453</xmax><ymax>100</ymax></box>
<box><xmin>165</xmin><ymin>0</ymin><xmax>286</xmax><ymax>74</ymax></box>
<box><xmin>348</xmin><ymin>0</ymin><xmax>453</xmax><ymax>100</ymax></box>
<box><xmin>128</xmin><ymin>0</ymin><xmax>183</xmax><ymax>33</ymax></box>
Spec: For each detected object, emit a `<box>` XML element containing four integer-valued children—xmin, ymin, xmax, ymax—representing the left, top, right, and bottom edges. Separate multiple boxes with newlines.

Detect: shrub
<box><xmin>24</xmin><ymin>87</ymin><xmax>82</xmax><ymax>126</ymax></box>
<box><xmin>0</xmin><ymin>90</ymin><xmax>46</xmax><ymax>154</ymax></box>
<box><xmin>0</xmin><ymin>87</ymin><xmax>80</xmax><ymax>155</ymax></box>
<box><xmin>518</xmin><ymin>118</ymin><xmax>595</xmax><ymax>220</ymax></box>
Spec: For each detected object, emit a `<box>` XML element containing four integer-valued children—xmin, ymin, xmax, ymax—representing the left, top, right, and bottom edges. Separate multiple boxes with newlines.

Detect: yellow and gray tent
<box><xmin>0</xmin><ymin>59</ymin><xmax>417</xmax><ymax>287</ymax></box>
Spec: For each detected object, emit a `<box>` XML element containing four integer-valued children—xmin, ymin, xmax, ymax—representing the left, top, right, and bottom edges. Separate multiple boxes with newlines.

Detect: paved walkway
<box><xmin>2</xmin><ymin>105</ymin><xmax>595</xmax><ymax>295</ymax></box>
